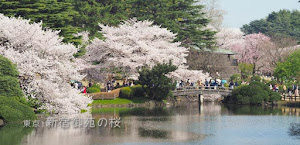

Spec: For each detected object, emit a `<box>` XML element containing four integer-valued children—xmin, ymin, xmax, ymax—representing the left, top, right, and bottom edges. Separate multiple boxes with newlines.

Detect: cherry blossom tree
<box><xmin>198</xmin><ymin>0</ymin><xmax>226</xmax><ymax>31</ymax></box>
<box><xmin>86</xmin><ymin>19</ymin><xmax>210</xmax><ymax>81</ymax></box>
<box><xmin>0</xmin><ymin>14</ymin><xmax>92</xmax><ymax>114</ymax></box>
<box><xmin>229</xmin><ymin>33</ymin><xmax>274</xmax><ymax>74</ymax></box>
<box><xmin>216</xmin><ymin>28</ymin><xmax>244</xmax><ymax>49</ymax></box>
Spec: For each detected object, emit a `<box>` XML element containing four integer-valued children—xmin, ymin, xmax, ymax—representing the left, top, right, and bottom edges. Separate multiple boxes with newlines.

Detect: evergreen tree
<box><xmin>127</xmin><ymin>0</ymin><xmax>216</xmax><ymax>48</ymax></box>
<box><xmin>138</xmin><ymin>62</ymin><xmax>177</xmax><ymax>100</ymax></box>
<box><xmin>0</xmin><ymin>0</ymin><xmax>81</xmax><ymax>45</ymax></box>
<box><xmin>69</xmin><ymin>0</ymin><xmax>127</xmax><ymax>39</ymax></box>
<box><xmin>241</xmin><ymin>10</ymin><xmax>300</xmax><ymax>44</ymax></box>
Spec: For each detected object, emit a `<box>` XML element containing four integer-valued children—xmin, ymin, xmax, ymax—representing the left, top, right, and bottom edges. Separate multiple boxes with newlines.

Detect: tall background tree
<box><xmin>241</xmin><ymin>10</ymin><xmax>300</xmax><ymax>45</ymax></box>
<box><xmin>127</xmin><ymin>0</ymin><xmax>216</xmax><ymax>48</ymax></box>
<box><xmin>0</xmin><ymin>0</ymin><xmax>82</xmax><ymax>45</ymax></box>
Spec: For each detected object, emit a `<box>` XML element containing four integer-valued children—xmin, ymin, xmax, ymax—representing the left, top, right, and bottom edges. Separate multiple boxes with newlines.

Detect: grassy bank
<box><xmin>92</xmin><ymin>98</ymin><xmax>150</xmax><ymax>105</ymax></box>
<box><xmin>91</xmin><ymin>107</ymin><xmax>131</xmax><ymax>114</ymax></box>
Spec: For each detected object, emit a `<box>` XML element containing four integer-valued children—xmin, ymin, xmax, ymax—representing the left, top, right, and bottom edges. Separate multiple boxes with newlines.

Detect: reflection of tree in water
<box><xmin>0</xmin><ymin>124</ymin><xmax>33</xmax><ymax>145</ymax></box>
<box><xmin>138</xmin><ymin>127</ymin><xmax>169</xmax><ymax>139</ymax></box>
<box><xmin>289</xmin><ymin>123</ymin><xmax>300</xmax><ymax>139</ymax></box>
<box><xmin>120</xmin><ymin>107</ymin><xmax>170</xmax><ymax>117</ymax></box>
<box><xmin>224</xmin><ymin>105</ymin><xmax>282</xmax><ymax>115</ymax></box>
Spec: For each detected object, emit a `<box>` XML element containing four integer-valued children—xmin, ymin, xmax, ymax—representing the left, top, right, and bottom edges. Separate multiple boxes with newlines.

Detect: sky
<box><xmin>219</xmin><ymin>0</ymin><xmax>300</xmax><ymax>28</ymax></box>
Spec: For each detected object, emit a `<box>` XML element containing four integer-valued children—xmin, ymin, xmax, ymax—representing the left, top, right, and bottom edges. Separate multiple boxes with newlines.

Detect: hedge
<box><xmin>119</xmin><ymin>87</ymin><xmax>132</xmax><ymax>98</ymax></box>
<box><xmin>86</xmin><ymin>87</ymin><xmax>101</xmax><ymax>93</ymax></box>
<box><xmin>119</xmin><ymin>85</ymin><xmax>145</xmax><ymax>99</ymax></box>
<box><xmin>0</xmin><ymin>96</ymin><xmax>36</xmax><ymax>122</ymax></box>
<box><xmin>130</xmin><ymin>85</ymin><xmax>145</xmax><ymax>98</ymax></box>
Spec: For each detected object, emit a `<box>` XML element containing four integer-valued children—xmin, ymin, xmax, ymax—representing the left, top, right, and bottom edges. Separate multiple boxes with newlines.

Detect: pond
<box><xmin>0</xmin><ymin>103</ymin><xmax>299</xmax><ymax>145</ymax></box>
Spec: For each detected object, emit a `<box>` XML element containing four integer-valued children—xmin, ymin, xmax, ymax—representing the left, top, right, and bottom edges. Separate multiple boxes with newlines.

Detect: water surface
<box><xmin>0</xmin><ymin>103</ymin><xmax>299</xmax><ymax>145</ymax></box>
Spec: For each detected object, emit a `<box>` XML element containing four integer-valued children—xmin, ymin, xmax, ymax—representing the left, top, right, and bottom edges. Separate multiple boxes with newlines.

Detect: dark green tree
<box><xmin>241</xmin><ymin>10</ymin><xmax>300</xmax><ymax>43</ymax></box>
<box><xmin>138</xmin><ymin>62</ymin><xmax>177</xmax><ymax>100</ymax></box>
<box><xmin>127</xmin><ymin>0</ymin><xmax>216</xmax><ymax>48</ymax></box>
<box><xmin>0</xmin><ymin>55</ymin><xmax>23</xmax><ymax>98</ymax></box>
<box><xmin>69</xmin><ymin>0</ymin><xmax>127</xmax><ymax>39</ymax></box>
<box><xmin>0</xmin><ymin>0</ymin><xmax>81</xmax><ymax>45</ymax></box>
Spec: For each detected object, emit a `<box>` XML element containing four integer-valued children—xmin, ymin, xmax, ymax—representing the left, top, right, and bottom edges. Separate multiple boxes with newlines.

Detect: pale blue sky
<box><xmin>219</xmin><ymin>0</ymin><xmax>300</xmax><ymax>28</ymax></box>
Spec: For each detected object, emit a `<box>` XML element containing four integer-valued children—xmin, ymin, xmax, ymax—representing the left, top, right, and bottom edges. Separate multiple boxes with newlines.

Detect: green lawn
<box><xmin>92</xmin><ymin>97</ymin><xmax>149</xmax><ymax>105</ymax></box>
<box><xmin>91</xmin><ymin>107</ymin><xmax>131</xmax><ymax>114</ymax></box>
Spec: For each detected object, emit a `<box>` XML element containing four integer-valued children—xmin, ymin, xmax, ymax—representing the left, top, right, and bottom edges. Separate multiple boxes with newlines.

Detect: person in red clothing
<box><xmin>83</xmin><ymin>86</ymin><xmax>87</xmax><ymax>94</ymax></box>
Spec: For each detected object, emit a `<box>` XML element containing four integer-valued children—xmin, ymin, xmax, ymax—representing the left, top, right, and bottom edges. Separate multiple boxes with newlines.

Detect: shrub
<box><xmin>226</xmin><ymin>81</ymin><xmax>280</xmax><ymax>105</ymax></box>
<box><xmin>120</xmin><ymin>87</ymin><xmax>132</xmax><ymax>99</ymax></box>
<box><xmin>86</xmin><ymin>87</ymin><xmax>101</xmax><ymax>93</ymax></box>
<box><xmin>251</xmin><ymin>75</ymin><xmax>261</xmax><ymax>82</ymax></box>
<box><xmin>91</xmin><ymin>83</ymin><xmax>101</xmax><ymax>89</ymax></box>
<box><xmin>224</xmin><ymin>83</ymin><xmax>229</xmax><ymax>87</ymax></box>
<box><xmin>130</xmin><ymin>85</ymin><xmax>145</xmax><ymax>98</ymax></box>
<box><xmin>0</xmin><ymin>55</ymin><xmax>19</xmax><ymax>77</ymax></box>
<box><xmin>0</xmin><ymin>96</ymin><xmax>36</xmax><ymax>122</ymax></box>
<box><xmin>230</xmin><ymin>74</ymin><xmax>241</xmax><ymax>82</ymax></box>
<box><xmin>270</xmin><ymin>92</ymin><xmax>281</xmax><ymax>101</ymax></box>
<box><xmin>0</xmin><ymin>76</ymin><xmax>24</xmax><ymax>98</ymax></box>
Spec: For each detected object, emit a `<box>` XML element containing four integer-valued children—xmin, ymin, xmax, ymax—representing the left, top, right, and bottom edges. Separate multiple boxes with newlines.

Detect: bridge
<box><xmin>172</xmin><ymin>87</ymin><xmax>232</xmax><ymax>97</ymax></box>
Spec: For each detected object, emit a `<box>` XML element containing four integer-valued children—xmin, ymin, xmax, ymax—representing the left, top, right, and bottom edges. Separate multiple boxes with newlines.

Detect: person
<box><xmin>295</xmin><ymin>85</ymin><xmax>299</xmax><ymax>98</ymax></box>
<box><xmin>221</xmin><ymin>80</ymin><xmax>224</xmax><ymax>88</ymax></box>
<box><xmin>129</xmin><ymin>81</ymin><xmax>132</xmax><ymax>86</ymax></box>
<box><xmin>107</xmin><ymin>84</ymin><xmax>112</xmax><ymax>92</ymax></box>
<box><xmin>88</xmin><ymin>82</ymin><xmax>92</xmax><ymax>88</ymax></box>
<box><xmin>269</xmin><ymin>84</ymin><xmax>273</xmax><ymax>90</ymax></box>
<box><xmin>292</xmin><ymin>84</ymin><xmax>296</xmax><ymax>94</ymax></box>
<box><xmin>288</xmin><ymin>88</ymin><xmax>292</xmax><ymax>98</ymax></box>
<box><xmin>180</xmin><ymin>80</ymin><xmax>183</xmax><ymax>88</ymax></box>
<box><xmin>115</xmin><ymin>82</ymin><xmax>121</xmax><ymax>89</ymax></box>
<box><xmin>176</xmin><ymin>81</ymin><xmax>180</xmax><ymax>89</ymax></box>
<box><xmin>283</xmin><ymin>84</ymin><xmax>287</xmax><ymax>93</ymax></box>
<box><xmin>78</xmin><ymin>82</ymin><xmax>83</xmax><ymax>89</ymax></box>
<box><xmin>82</xmin><ymin>87</ymin><xmax>87</xmax><ymax>94</ymax></box>
<box><xmin>74</xmin><ymin>82</ymin><xmax>78</xmax><ymax>90</ymax></box>
<box><xmin>275</xmin><ymin>84</ymin><xmax>279</xmax><ymax>92</ymax></box>
<box><xmin>235</xmin><ymin>82</ymin><xmax>239</xmax><ymax>87</ymax></box>
<box><xmin>205</xmin><ymin>79</ymin><xmax>209</xmax><ymax>89</ymax></box>
<box><xmin>230</xmin><ymin>81</ymin><xmax>234</xmax><ymax>90</ymax></box>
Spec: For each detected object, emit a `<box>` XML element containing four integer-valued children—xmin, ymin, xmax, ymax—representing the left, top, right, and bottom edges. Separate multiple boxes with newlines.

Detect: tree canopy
<box><xmin>0</xmin><ymin>0</ymin><xmax>82</xmax><ymax>45</ymax></box>
<box><xmin>0</xmin><ymin>0</ymin><xmax>216</xmax><ymax>49</ymax></box>
<box><xmin>241</xmin><ymin>10</ymin><xmax>300</xmax><ymax>44</ymax></box>
<box><xmin>274</xmin><ymin>49</ymin><xmax>300</xmax><ymax>81</ymax></box>
<box><xmin>138</xmin><ymin>62</ymin><xmax>177</xmax><ymax>100</ymax></box>
<box><xmin>127</xmin><ymin>0</ymin><xmax>216</xmax><ymax>48</ymax></box>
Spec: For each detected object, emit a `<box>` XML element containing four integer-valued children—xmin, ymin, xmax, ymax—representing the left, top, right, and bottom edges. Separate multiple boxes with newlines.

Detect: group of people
<box><xmin>176</xmin><ymin>78</ymin><xmax>232</xmax><ymax>90</ymax></box>
<box><xmin>105</xmin><ymin>77</ymin><xmax>135</xmax><ymax>92</ymax></box>
<box><xmin>71</xmin><ymin>81</ymin><xmax>88</xmax><ymax>94</ymax></box>
<box><xmin>281</xmin><ymin>84</ymin><xmax>299</xmax><ymax>97</ymax></box>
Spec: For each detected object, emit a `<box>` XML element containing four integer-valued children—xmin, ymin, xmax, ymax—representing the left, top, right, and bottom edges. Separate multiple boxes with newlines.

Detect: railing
<box><xmin>172</xmin><ymin>86</ymin><xmax>232</xmax><ymax>96</ymax></box>
<box><xmin>174</xmin><ymin>86</ymin><xmax>232</xmax><ymax>92</ymax></box>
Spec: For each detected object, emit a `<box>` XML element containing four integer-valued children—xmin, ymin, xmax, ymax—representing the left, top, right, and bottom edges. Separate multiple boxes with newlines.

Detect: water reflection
<box><xmin>0</xmin><ymin>103</ymin><xmax>299</xmax><ymax>145</ymax></box>
<box><xmin>0</xmin><ymin>124</ymin><xmax>33</xmax><ymax>145</ymax></box>
<box><xmin>138</xmin><ymin>128</ymin><xmax>169</xmax><ymax>139</ymax></box>
<box><xmin>289</xmin><ymin>123</ymin><xmax>300</xmax><ymax>139</ymax></box>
